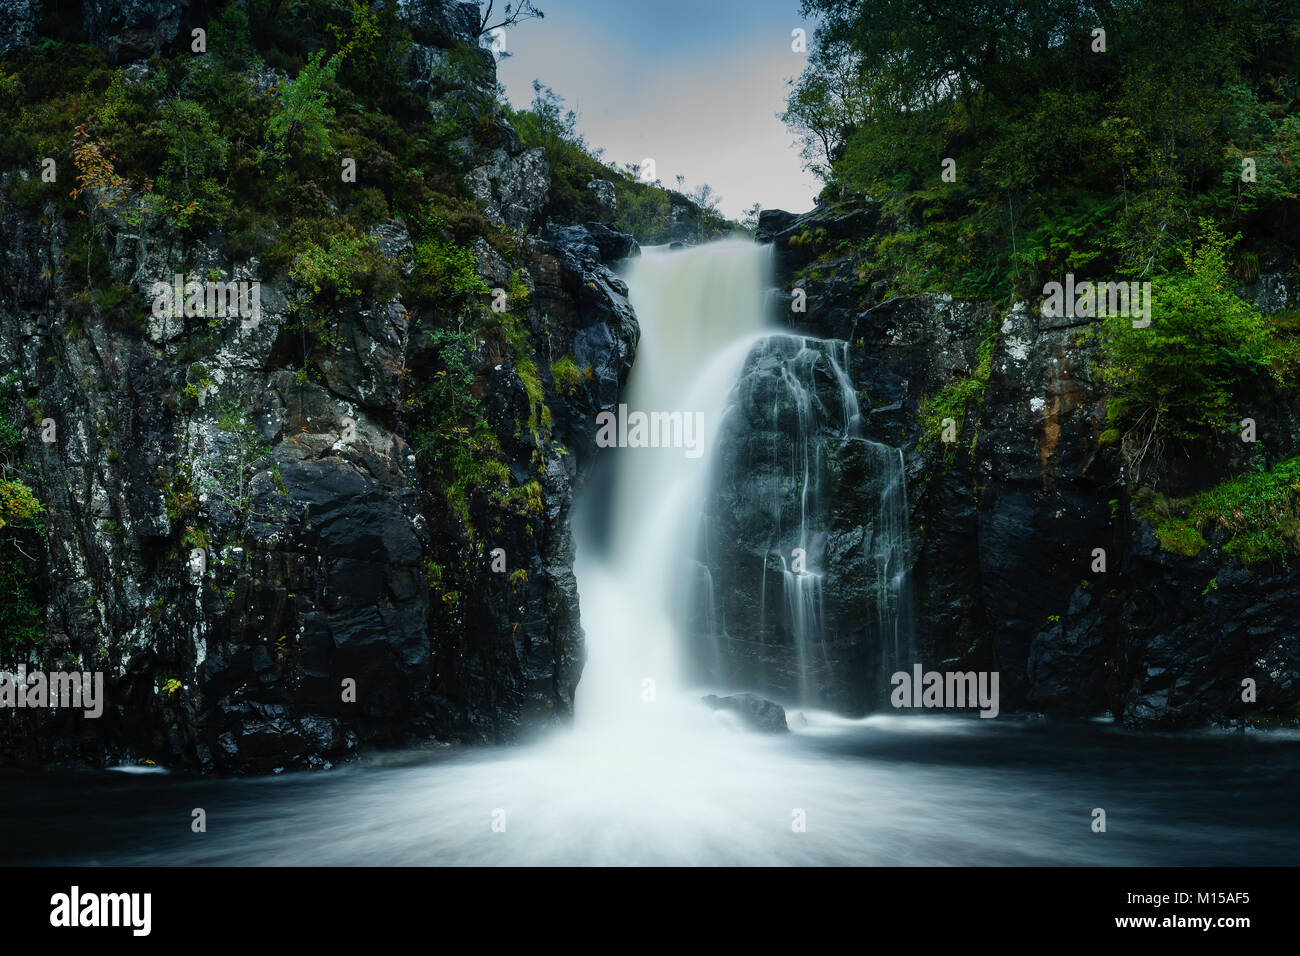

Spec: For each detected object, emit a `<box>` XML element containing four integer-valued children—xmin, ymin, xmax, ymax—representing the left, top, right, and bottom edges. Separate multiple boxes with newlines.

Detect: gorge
<box><xmin>0</xmin><ymin>0</ymin><xmax>1298</xmax><ymax>868</ymax></box>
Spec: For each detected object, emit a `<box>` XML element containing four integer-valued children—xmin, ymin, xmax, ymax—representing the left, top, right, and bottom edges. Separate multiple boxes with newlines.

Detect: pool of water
<box><xmin>3</xmin><ymin>712</ymin><xmax>1295</xmax><ymax>866</ymax></box>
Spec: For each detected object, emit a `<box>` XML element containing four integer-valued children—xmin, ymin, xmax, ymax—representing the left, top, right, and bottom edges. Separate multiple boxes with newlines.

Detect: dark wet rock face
<box><xmin>0</xmin><ymin>0</ymin><xmax>40</xmax><ymax>56</ymax></box>
<box><xmin>752</xmin><ymin>202</ymin><xmax>1300</xmax><ymax>729</ymax></box>
<box><xmin>399</xmin><ymin>0</ymin><xmax>482</xmax><ymax>47</ymax></box>
<box><xmin>83</xmin><ymin>0</ymin><xmax>191</xmax><ymax>61</ymax></box>
<box><xmin>0</xmin><ymin>7</ymin><xmax>641</xmax><ymax>772</ymax></box>
<box><xmin>687</xmin><ymin>335</ymin><xmax>911</xmax><ymax>714</ymax></box>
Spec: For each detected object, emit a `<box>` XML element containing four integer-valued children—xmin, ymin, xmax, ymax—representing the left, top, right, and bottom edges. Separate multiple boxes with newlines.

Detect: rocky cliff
<box><xmin>735</xmin><ymin>203</ymin><xmax>1300</xmax><ymax>727</ymax></box>
<box><xmin>0</xmin><ymin>0</ymin><xmax>644</xmax><ymax>770</ymax></box>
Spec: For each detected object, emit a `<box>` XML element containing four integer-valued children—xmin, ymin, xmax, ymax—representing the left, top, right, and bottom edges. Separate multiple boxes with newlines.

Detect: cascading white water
<box><xmin>767</xmin><ymin>337</ymin><xmax>859</xmax><ymax>704</ymax></box>
<box><xmin>757</xmin><ymin>336</ymin><xmax>912</xmax><ymax>701</ymax></box>
<box><xmin>577</xmin><ymin>238</ymin><xmax>912</xmax><ymax>720</ymax></box>
<box><xmin>683</xmin><ymin>327</ymin><xmax>913</xmax><ymax>708</ymax></box>
<box><xmin>574</xmin><ymin>240</ymin><xmax>773</xmax><ymax>732</ymax></box>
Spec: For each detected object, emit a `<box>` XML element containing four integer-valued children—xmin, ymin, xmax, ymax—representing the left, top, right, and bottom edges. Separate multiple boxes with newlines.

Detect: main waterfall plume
<box><xmin>573</xmin><ymin>240</ymin><xmax>773</xmax><ymax>730</ymax></box>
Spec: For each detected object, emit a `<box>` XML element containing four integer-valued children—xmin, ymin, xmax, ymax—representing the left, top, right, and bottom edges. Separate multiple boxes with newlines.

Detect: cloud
<box><xmin>497</xmin><ymin>21</ymin><xmax>821</xmax><ymax>219</ymax></box>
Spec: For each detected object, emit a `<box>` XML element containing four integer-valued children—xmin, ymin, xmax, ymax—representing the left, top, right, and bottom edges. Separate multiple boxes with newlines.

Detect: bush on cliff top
<box><xmin>788</xmin><ymin>0</ymin><xmax>1300</xmax><ymax>303</ymax></box>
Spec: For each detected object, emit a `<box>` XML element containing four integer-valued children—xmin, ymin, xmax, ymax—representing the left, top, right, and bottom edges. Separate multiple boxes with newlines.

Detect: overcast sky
<box><xmin>493</xmin><ymin>0</ymin><xmax>823</xmax><ymax>220</ymax></box>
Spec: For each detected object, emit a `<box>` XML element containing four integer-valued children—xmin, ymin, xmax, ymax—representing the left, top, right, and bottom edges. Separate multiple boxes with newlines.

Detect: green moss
<box><xmin>1154</xmin><ymin>519</ymin><xmax>1208</xmax><ymax>558</ymax></box>
<box><xmin>1189</xmin><ymin>456</ymin><xmax>1300</xmax><ymax>564</ymax></box>
<box><xmin>550</xmin><ymin>355</ymin><xmax>585</xmax><ymax>395</ymax></box>
<box><xmin>493</xmin><ymin>479</ymin><xmax>544</xmax><ymax>517</ymax></box>
<box><xmin>1141</xmin><ymin>456</ymin><xmax>1300</xmax><ymax>564</ymax></box>
<box><xmin>919</xmin><ymin>320</ymin><xmax>997</xmax><ymax>456</ymax></box>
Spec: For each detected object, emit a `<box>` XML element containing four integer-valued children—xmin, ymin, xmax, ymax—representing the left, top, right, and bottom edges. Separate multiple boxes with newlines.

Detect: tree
<box><xmin>155</xmin><ymin>97</ymin><xmax>232</xmax><ymax>229</ymax></box>
<box><xmin>781</xmin><ymin>39</ymin><xmax>871</xmax><ymax>178</ymax></box>
<box><xmin>530</xmin><ymin>81</ymin><xmax>578</xmax><ymax>138</ymax></box>
<box><xmin>267</xmin><ymin>49</ymin><xmax>341</xmax><ymax>159</ymax></box>
<box><xmin>688</xmin><ymin>183</ymin><xmax>721</xmax><ymax>212</ymax></box>
<box><xmin>477</xmin><ymin>1</ymin><xmax>544</xmax><ymax>36</ymax></box>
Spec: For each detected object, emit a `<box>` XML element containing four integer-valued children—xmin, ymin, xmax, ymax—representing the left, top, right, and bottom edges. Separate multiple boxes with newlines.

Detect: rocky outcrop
<box><xmin>586</xmin><ymin>179</ymin><xmax>616</xmax><ymax>218</ymax></box>
<box><xmin>467</xmin><ymin>147</ymin><xmax>550</xmax><ymax>233</ymax></box>
<box><xmin>687</xmin><ymin>335</ymin><xmax>908</xmax><ymax>712</ymax></box>
<box><xmin>0</xmin><ymin>0</ymin><xmax>40</xmax><ymax>57</ymax></box>
<box><xmin>747</xmin><ymin>202</ymin><xmax>1300</xmax><ymax>728</ymax></box>
<box><xmin>0</xmin><ymin>1</ymin><xmax>642</xmax><ymax>771</ymax></box>
<box><xmin>535</xmin><ymin>223</ymin><xmax>640</xmax><ymax>464</ymax></box>
<box><xmin>398</xmin><ymin>0</ymin><xmax>482</xmax><ymax>46</ymax></box>
<box><xmin>83</xmin><ymin>0</ymin><xmax>191</xmax><ymax>61</ymax></box>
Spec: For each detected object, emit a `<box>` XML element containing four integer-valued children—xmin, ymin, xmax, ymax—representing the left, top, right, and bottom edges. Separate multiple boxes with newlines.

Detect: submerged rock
<box><xmin>702</xmin><ymin>693</ymin><xmax>789</xmax><ymax>733</ymax></box>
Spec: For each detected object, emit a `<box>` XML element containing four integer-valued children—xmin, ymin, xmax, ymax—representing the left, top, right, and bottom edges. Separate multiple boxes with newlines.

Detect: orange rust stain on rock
<box><xmin>1040</xmin><ymin>367</ymin><xmax>1063</xmax><ymax>491</ymax></box>
<box><xmin>1041</xmin><ymin>400</ymin><xmax>1060</xmax><ymax>492</ymax></box>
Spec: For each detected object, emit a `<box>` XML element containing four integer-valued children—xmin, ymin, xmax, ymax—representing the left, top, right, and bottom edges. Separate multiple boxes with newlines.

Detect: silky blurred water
<box><xmin>3</xmin><ymin>714</ymin><xmax>1297</xmax><ymax>866</ymax></box>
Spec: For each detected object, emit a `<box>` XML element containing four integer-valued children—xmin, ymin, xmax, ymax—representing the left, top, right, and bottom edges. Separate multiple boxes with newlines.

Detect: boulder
<box><xmin>702</xmin><ymin>693</ymin><xmax>789</xmax><ymax>733</ymax></box>
<box><xmin>0</xmin><ymin>0</ymin><xmax>39</xmax><ymax>57</ymax></box>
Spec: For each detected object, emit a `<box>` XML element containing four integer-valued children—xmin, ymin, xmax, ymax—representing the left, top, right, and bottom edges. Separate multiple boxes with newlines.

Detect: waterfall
<box><xmin>573</xmin><ymin>240</ymin><xmax>772</xmax><ymax>731</ymax></box>
<box><xmin>690</xmin><ymin>332</ymin><xmax>913</xmax><ymax>709</ymax></box>
<box><xmin>575</xmin><ymin>239</ymin><xmax>912</xmax><ymax>728</ymax></box>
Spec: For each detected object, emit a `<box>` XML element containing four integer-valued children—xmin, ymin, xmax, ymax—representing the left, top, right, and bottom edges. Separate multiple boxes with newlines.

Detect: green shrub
<box><xmin>1100</xmin><ymin>224</ymin><xmax>1291</xmax><ymax>477</ymax></box>
<box><xmin>410</xmin><ymin>329</ymin><xmax>507</xmax><ymax>528</ymax></box>
<box><xmin>152</xmin><ymin>97</ymin><xmax>233</xmax><ymax>229</ymax></box>
<box><xmin>0</xmin><ymin>374</ymin><xmax>46</xmax><ymax>652</ymax></box>
<box><xmin>411</xmin><ymin>226</ymin><xmax>490</xmax><ymax>307</ymax></box>
<box><xmin>266</xmin><ymin>49</ymin><xmax>341</xmax><ymax>159</ymax></box>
